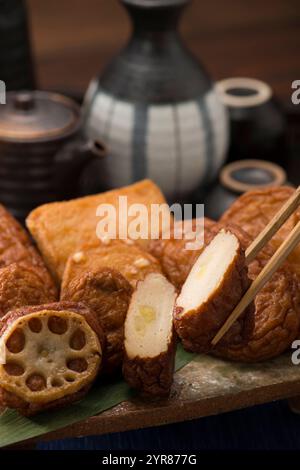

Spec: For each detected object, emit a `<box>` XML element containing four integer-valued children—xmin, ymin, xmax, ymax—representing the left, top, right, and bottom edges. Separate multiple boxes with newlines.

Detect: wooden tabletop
<box><xmin>27</xmin><ymin>0</ymin><xmax>300</xmax><ymax>107</ymax></box>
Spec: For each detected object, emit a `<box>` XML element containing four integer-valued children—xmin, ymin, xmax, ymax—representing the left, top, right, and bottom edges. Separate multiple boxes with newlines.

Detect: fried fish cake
<box><xmin>123</xmin><ymin>273</ymin><xmax>177</xmax><ymax>398</ymax></box>
<box><xmin>0</xmin><ymin>302</ymin><xmax>104</xmax><ymax>416</ymax></box>
<box><xmin>0</xmin><ymin>204</ymin><xmax>57</xmax><ymax>298</ymax></box>
<box><xmin>220</xmin><ymin>186</ymin><xmax>300</xmax><ymax>278</ymax></box>
<box><xmin>26</xmin><ymin>179</ymin><xmax>168</xmax><ymax>282</ymax></box>
<box><xmin>174</xmin><ymin>230</ymin><xmax>254</xmax><ymax>353</ymax></box>
<box><xmin>61</xmin><ymin>268</ymin><xmax>132</xmax><ymax>374</ymax></box>
<box><xmin>148</xmin><ymin>218</ymin><xmax>216</xmax><ymax>290</ymax></box>
<box><xmin>0</xmin><ymin>263</ymin><xmax>57</xmax><ymax>318</ymax></box>
<box><xmin>61</xmin><ymin>240</ymin><xmax>162</xmax><ymax>290</ymax></box>
<box><xmin>61</xmin><ymin>242</ymin><xmax>162</xmax><ymax>374</ymax></box>
<box><xmin>212</xmin><ymin>224</ymin><xmax>300</xmax><ymax>362</ymax></box>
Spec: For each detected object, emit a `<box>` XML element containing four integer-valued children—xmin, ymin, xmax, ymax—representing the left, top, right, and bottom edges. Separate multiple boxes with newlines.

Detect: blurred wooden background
<box><xmin>27</xmin><ymin>0</ymin><xmax>300</xmax><ymax>105</ymax></box>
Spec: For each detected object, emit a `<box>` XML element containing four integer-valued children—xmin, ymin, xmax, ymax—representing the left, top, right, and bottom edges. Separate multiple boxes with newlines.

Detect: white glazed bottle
<box><xmin>83</xmin><ymin>0</ymin><xmax>229</xmax><ymax>202</ymax></box>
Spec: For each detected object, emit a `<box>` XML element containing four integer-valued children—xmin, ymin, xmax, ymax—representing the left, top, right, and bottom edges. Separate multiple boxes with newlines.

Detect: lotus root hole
<box><xmin>67</xmin><ymin>358</ymin><xmax>88</xmax><ymax>373</ymax></box>
<box><xmin>26</xmin><ymin>373</ymin><xmax>47</xmax><ymax>391</ymax></box>
<box><xmin>51</xmin><ymin>378</ymin><xmax>63</xmax><ymax>387</ymax></box>
<box><xmin>3</xmin><ymin>362</ymin><xmax>24</xmax><ymax>376</ymax></box>
<box><xmin>6</xmin><ymin>328</ymin><xmax>25</xmax><ymax>353</ymax></box>
<box><xmin>70</xmin><ymin>329</ymin><xmax>86</xmax><ymax>350</ymax></box>
<box><xmin>28</xmin><ymin>318</ymin><xmax>42</xmax><ymax>333</ymax></box>
<box><xmin>65</xmin><ymin>374</ymin><xmax>76</xmax><ymax>383</ymax></box>
<box><xmin>48</xmin><ymin>316</ymin><xmax>68</xmax><ymax>335</ymax></box>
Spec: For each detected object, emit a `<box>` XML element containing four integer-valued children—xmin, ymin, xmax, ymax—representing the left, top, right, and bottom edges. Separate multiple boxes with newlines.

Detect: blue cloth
<box><xmin>37</xmin><ymin>400</ymin><xmax>300</xmax><ymax>450</ymax></box>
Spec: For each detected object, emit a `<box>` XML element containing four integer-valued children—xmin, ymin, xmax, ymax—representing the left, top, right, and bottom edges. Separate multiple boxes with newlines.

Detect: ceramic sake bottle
<box><xmin>0</xmin><ymin>0</ymin><xmax>36</xmax><ymax>91</ymax></box>
<box><xmin>83</xmin><ymin>0</ymin><xmax>228</xmax><ymax>201</ymax></box>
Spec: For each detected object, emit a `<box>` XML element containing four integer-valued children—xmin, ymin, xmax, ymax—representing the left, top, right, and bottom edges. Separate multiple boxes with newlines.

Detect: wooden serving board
<box><xmin>18</xmin><ymin>352</ymin><xmax>300</xmax><ymax>446</ymax></box>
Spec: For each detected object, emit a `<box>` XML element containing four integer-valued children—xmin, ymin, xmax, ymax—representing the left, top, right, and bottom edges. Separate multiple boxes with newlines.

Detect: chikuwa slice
<box><xmin>123</xmin><ymin>273</ymin><xmax>177</xmax><ymax>398</ymax></box>
<box><xmin>174</xmin><ymin>230</ymin><xmax>253</xmax><ymax>353</ymax></box>
<box><xmin>0</xmin><ymin>302</ymin><xmax>104</xmax><ymax>416</ymax></box>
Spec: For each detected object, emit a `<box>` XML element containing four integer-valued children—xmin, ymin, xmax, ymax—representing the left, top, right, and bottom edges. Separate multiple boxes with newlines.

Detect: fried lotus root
<box><xmin>61</xmin><ymin>268</ymin><xmax>133</xmax><ymax>374</ymax></box>
<box><xmin>0</xmin><ymin>204</ymin><xmax>57</xmax><ymax>298</ymax></box>
<box><xmin>174</xmin><ymin>230</ymin><xmax>253</xmax><ymax>353</ymax></box>
<box><xmin>148</xmin><ymin>218</ymin><xmax>216</xmax><ymax>290</ymax></box>
<box><xmin>220</xmin><ymin>186</ymin><xmax>300</xmax><ymax>278</ymax></box>
<box><xmin>0</xmin><ymin>302</ymin><xmax>104</xmax><ymax>416</ymax></box>
<box><xmin>123</xmin><ymin>273</ymin><xmax>177</xmax><ymax>398</ymax></box>
<box><xmin>0</xmin><ymin>264</ymin><xmax>57</xmax><ymax>318</ymax></box>
<box><xmin>62</xmin><ymin>240</ymin><xmax>162</xmax><ymax>290</ymax></box>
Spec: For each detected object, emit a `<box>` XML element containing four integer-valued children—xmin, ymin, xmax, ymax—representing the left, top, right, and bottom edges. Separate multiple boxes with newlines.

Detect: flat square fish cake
<box><xmin>26</xmin><ymin>180</ymin><xmax>167</xmax><ymax>282</ymax></box>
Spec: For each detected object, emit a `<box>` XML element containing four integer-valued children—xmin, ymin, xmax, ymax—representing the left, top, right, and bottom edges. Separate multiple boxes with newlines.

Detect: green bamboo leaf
<box><xmin>0</xmin><ymin>344</ymin><xmax>195</xmax><ymax>448</ymax></box>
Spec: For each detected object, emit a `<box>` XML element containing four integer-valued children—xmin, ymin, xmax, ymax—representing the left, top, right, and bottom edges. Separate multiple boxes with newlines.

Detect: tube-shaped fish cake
<box><xmin>61</xmin><ymin>241</ymin><xmax>162</xmax><ymax>374</ymax></box>
<box><xmin>174</xmin><ymin>230</ymin><xmax>253</xmax><ymax>353</ymax></box>
<box><xmin>148</xmin><ymin>218</ymin><xmax>216</xmax><ymax>290</ymax></box>
<box><xmin>0</xmin><ymin>204</ymin><xmax>57</xmax><ymax>298</ymax></box>
<box><xmin>123</xmin><ymin>273</ymin><xmax>177</xmax><ymax>398</ymax></box>
<box><xmin>0</xmin><ymin>264</ymin><xmax>57</xmax><ymax>318</ymax></box>
<box><xmin>220</xmin><ymin>186</ymin><xmax>300</xmax><ymax>278</ymax></box>
<box><xmin>0</xmin><ymin>302</ymin><xmax>104</xmax><ymax>416</ymax></box>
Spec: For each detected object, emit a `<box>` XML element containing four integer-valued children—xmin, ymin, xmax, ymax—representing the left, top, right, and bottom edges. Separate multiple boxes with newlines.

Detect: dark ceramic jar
<box><xmin>0</xmin><ymin>0</ymin><xmax>35</xmax><ymax>90</ymax></box>
<box><xmin>83</xmin><ymin>0</ymin><xmax>228</xmax><ymax>202</ymax></box>
<box><xmin>0</xmin><ymin>91</ymin><xmax>105</xmax><ymax>220</ymax></box>
<box><xmin>216</xmin><ymin>78</ymin><xmax>287</xmax><ymax>167</ymax></box>
<box><xmin>204</xmin><ymin>159</ymin><xmax>287</xmax><ymax>220</ymax></box>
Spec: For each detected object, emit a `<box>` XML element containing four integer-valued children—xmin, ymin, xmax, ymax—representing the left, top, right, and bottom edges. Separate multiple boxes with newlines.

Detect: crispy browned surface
<box><xmin>61</xmin><ymin>269</ymin><xmax>133</xmax><ymax>374</ymax></box>
<box><xmin>220</xmin><ymin>186</ymin><xmax>300</xmax><ymax>278</ymax></box>
<box><xmin>61</xmin><ymin>241</ymin><xmax>162</xmax><ymax>291</ymax></box>
<box><xmin>174</xmin><ymin>232</ymin><xmax>253</xmax><ymax>354</ymax></box>
<box><xmin>0</xmin><ymin>204</ymin><xmax>57</xmax><ymax>298</ymax></box>
<box><xmin>123</xmin><ymin>333</ymin><xmax>176</xmax><ymax>398</ymax></box>
<box><xmin>211</xmin><ymin>224</ymin><xmax>300</xmax><ymax>361</ymax></box>
<box><xmin>148</xmin><ymin>218</ymin><xmax>216</xmax><ymax>290</ymax></box>
<box><xmin>0</xmin><ymin>301</ymin><xmax>104</xmax><ymax>344</ymax></box>
<box><xmin>26</xmin><ymin>179</ymin><xmax>168</xmax><ymax>281</ymax></box>
<box><xmin>0</xmin><ymin>302</ymin><xmax>105</xmax><ymax>416</ymax></box>
<box><xmin>0</xmin><ymin>382</ymin><xmax>91</xmax><ymax>417</ymax></box>
<box><xmin>0</xmin><ymin>263</ymin><xmax>56</xmax><ymax>318</ymax></box>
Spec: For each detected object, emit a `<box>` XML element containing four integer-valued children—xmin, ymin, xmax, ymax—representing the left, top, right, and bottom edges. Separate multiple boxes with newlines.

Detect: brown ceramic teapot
<box><xmin>0</xmin><ymin>90</ymin><xmax>106</xmax><ymax>220</ymax></box>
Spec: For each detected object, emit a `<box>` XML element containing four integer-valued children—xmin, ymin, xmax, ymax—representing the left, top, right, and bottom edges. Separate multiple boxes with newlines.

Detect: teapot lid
<box><xmin>0</xmin><ymin>91</ymin><xmax>80</xmax><ymax>142</ymax></box>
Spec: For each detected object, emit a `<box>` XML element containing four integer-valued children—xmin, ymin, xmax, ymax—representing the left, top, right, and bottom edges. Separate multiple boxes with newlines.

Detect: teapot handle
<box><xmin>54</xmin><ymin>138</ymin><xmax>107</xmax><ymax>199</ymax></box>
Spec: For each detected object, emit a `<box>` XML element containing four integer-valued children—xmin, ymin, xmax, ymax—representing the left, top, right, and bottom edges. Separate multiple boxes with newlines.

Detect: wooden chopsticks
<box><xmin>212</xmin><ymin>187</ymin><xmax>300</xmax><ymax>347</ymax></box>
<box><xmin>245</xmin><ymin>186</ymin><xmax>300</xmax><ymax>263</ymax></box>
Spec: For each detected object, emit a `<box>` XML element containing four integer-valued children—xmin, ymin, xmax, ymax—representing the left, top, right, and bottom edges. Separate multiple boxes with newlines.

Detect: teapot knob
<box><xmin>13</xmin><ymin>93</ymin><xmax>35</xmax><ymax>112</ymax></box>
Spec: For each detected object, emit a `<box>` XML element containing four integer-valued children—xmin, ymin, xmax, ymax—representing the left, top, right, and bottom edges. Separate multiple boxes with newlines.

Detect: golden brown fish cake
<box><xmin>61</xmin><ymin>268</ymin><xmax>133</xmax><ymax>374</ymax></box>
<box><xmin>61</xmin><ymin>241</ymin><xmax>162</xmax><ymax>373</ymax></box>
<box><xmin>0</xmin><ymin>263</ymin><xmax>57</xmax><ymax>318</ymax></box>
<box><xmin>148</xmin><ymin>218</ymin><xmax>216</xmax><ymax>290</ymax></box>
<box><xmin>26</xmin><ymin>179</ymin><xmax>168</xmax><ymax>282</ymax></box>
<box><xmin>0</xmin><ymin>302</ymin><xmax>105</xmax><ymax>416</ymax></box>
<box><xmin>61</xmin><ymin>240</ymin><xmax>162</xmax><ymax>291</ymax></box>
<box><xmin>212</xmin><ymin>224</ymin><xmax>300</xmax><ymax>362</ymax></box>
<box><xmin>220</xmin><ymin>186</ymin><xmax>300</xmax><ymax>278</ymax></box>
<box><xmin>123</xmin><ymin>273</ymin><xmax>177</xmax><ymax>398</ymax></box>
<box><xmin>174</xmin><ymin>230</ymin><xmax>254</xmax><ymax>354</ymax></box>
<box><xmin>0</xmin><ymin>204</ymin><xmax>57</xmax><ymax>298</ymax></box>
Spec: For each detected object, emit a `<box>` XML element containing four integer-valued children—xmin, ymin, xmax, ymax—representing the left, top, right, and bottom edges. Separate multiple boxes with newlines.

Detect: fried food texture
<box><xmin>174</xmin><ymin>230</ymin><xmax>253</xmax><ymax>353</ymax></box>
<box><xmin>0</xmin><ymin>302</ymin><xmax>104</xmax><ymax>416</ymax></box>
<box><xmin>26</xmin><ymin>179</ymin><xmax>168</xmax><ymax>282</ymax></box>
<box><xmin>220</xmin><ymin>186</ymin><xmax>300</xmax><ymax>278</ymax></box>
<box><xmin>123</xmin><ymin>273</ymin><xmax>177</xmax><ymax>397</ymax></box>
